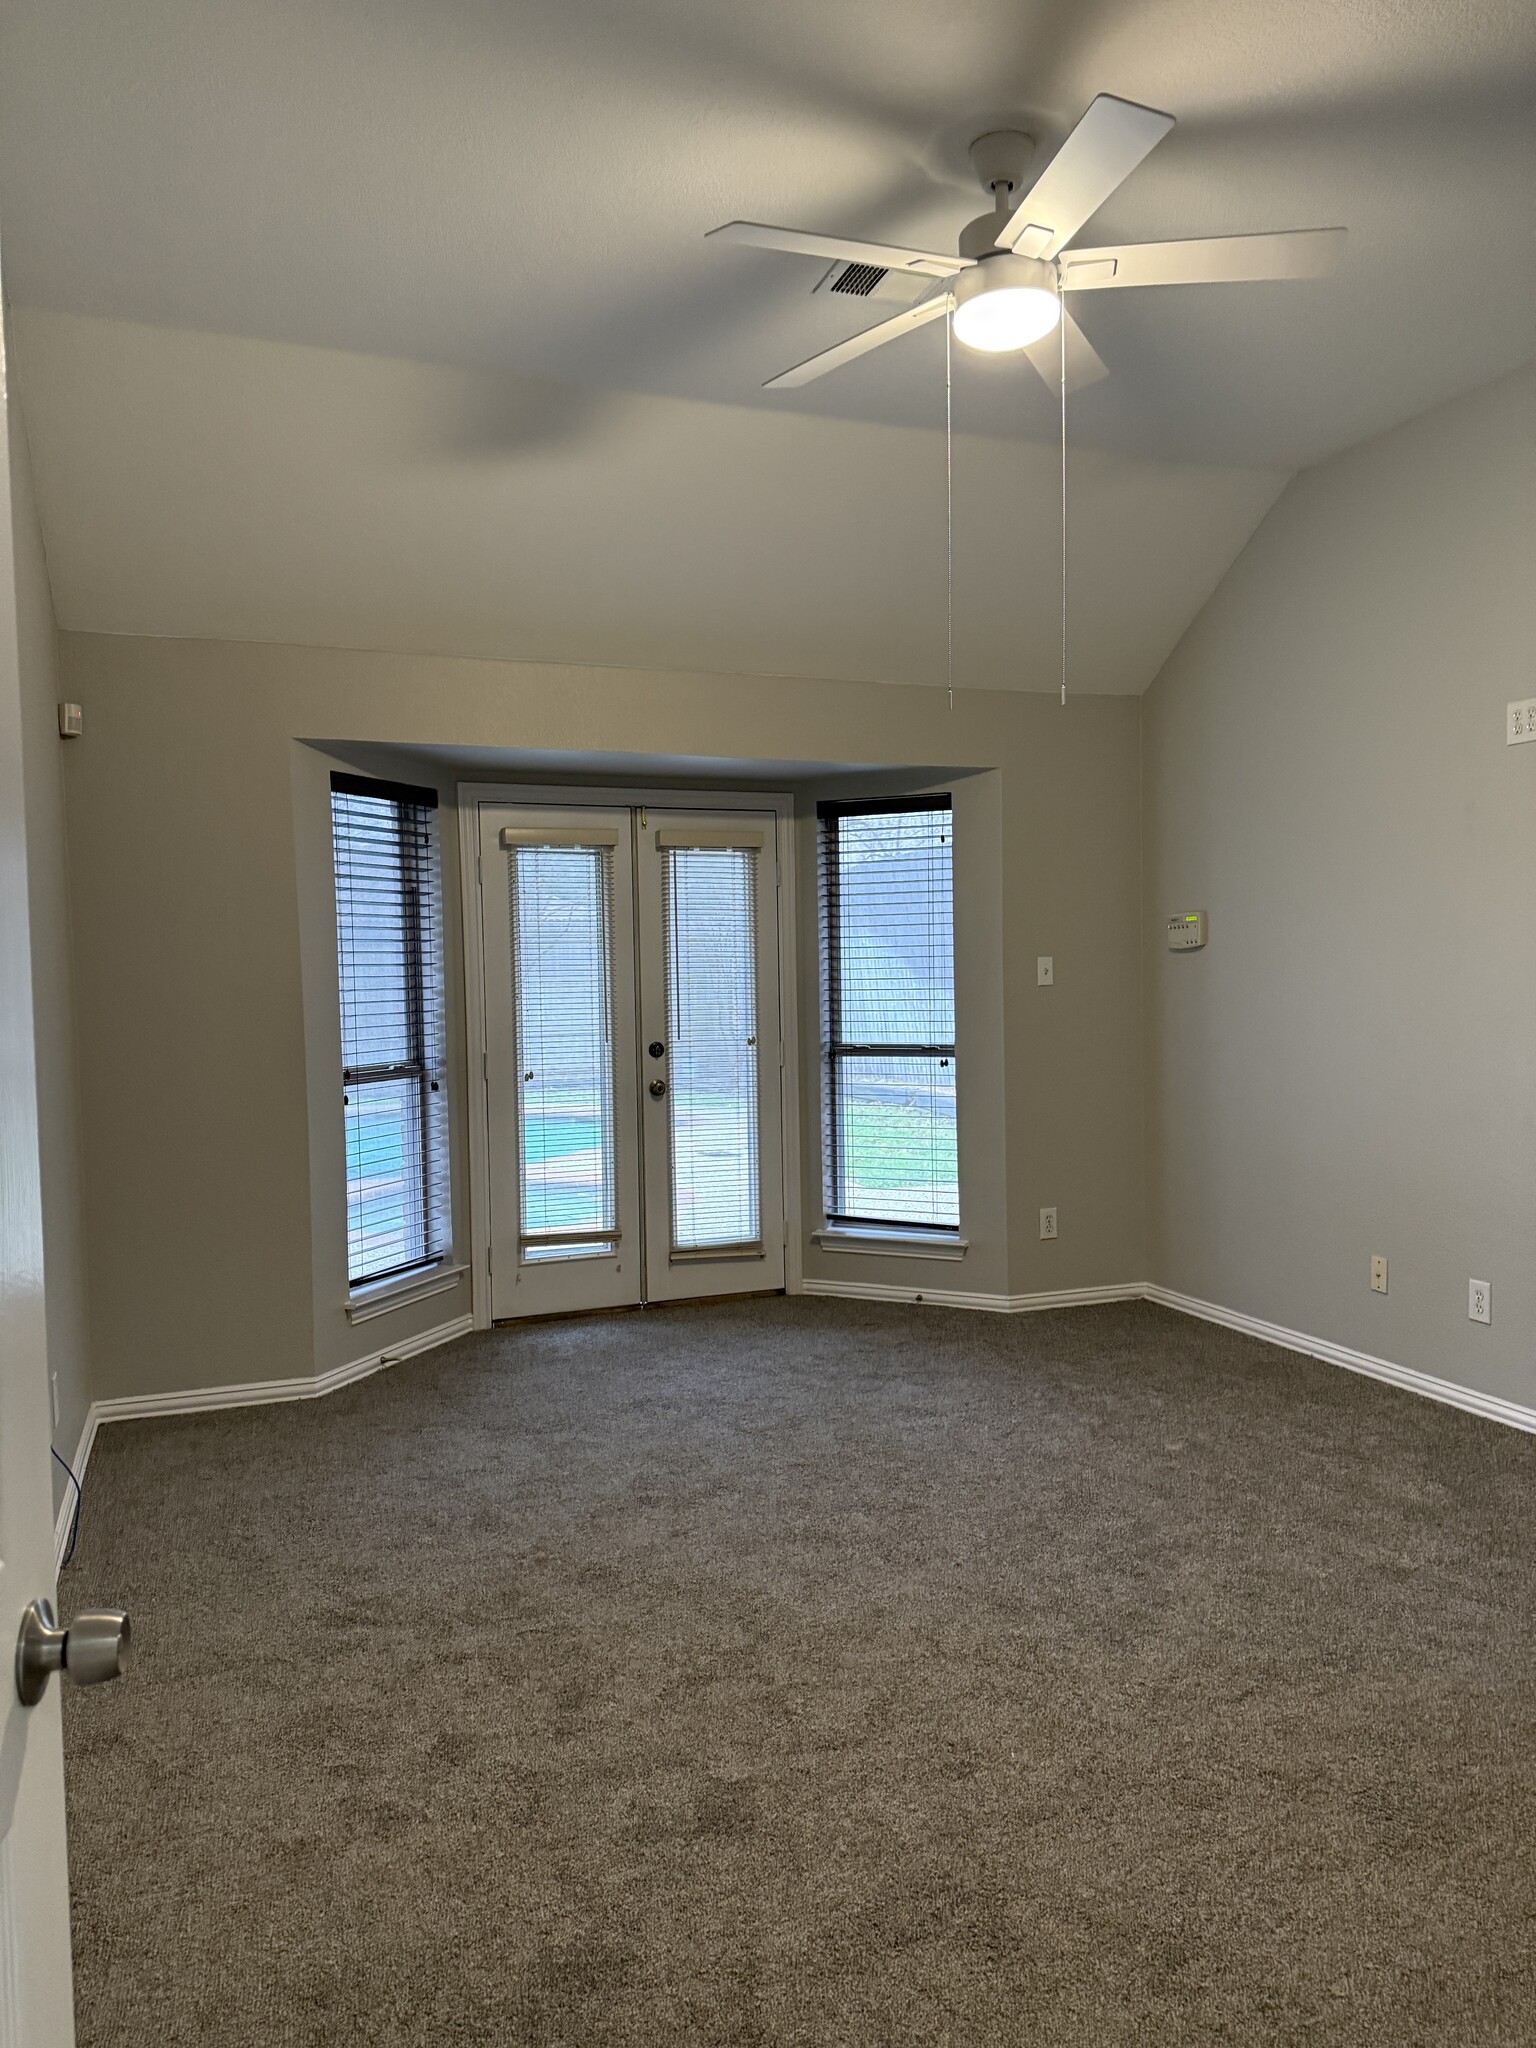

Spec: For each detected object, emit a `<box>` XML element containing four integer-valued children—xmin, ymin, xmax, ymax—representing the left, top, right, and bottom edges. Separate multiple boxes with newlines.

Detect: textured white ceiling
<box><xmin>13</xmin><ymin>310</ymin><xmax>1287</xmax><ymax>694</ymax></box>
<box><xmin>2</xmin><ymin>0</ymin><xmax>1532</xmax><ymax>466</ymax></box>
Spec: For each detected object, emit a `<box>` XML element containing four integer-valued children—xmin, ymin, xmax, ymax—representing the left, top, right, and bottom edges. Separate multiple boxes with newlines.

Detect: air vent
<box><xmin>829</xmin><ymin>261</ymin><xmax>888</xmax><ymax>297</ymax></box>
<box><xmin>812</xmin><ymin>262</ymin><xmax>930</xmax><ymax>307</ymax></box>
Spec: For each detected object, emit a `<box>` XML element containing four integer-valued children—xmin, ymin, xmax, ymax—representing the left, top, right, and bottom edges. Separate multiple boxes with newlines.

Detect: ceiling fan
<box><xmin>707</xmin><ymin>94</ymin><xmax>1346</xmax><ymax>393</ymax></box>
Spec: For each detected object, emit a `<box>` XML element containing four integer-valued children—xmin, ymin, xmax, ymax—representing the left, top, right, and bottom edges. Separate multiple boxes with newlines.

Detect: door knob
<box><xmin>649</xmin><ymin>1078</ymin><xmax>667</xmax><ymax>1098</ymax></box>
<box><xmin>15</xmin><ymin>1597</ymin><xmax>131</xmax><ymax>1707</ymax></box>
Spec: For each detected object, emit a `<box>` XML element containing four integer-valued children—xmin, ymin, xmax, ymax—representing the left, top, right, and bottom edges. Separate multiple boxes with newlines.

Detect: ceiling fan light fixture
<box><xmin>950</xmin><ymin>255</ymin><xmax>1061</xmax><ymax>353</ymax></box>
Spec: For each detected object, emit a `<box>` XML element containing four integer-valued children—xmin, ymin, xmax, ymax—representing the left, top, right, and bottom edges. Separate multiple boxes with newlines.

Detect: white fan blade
<box><xmin>763</xmin><ymin>291</ymin><xmax>950</xmax><ymax>390</ymax></box>
<box><xmin>1023</xmin><ymin>310</ymin><xmax>1110</xmax><ymax>394</ymax></box>
<box><xmin>995</xmin><ymin>95</ymin><xmax>1174</xmax><ymax>259</ymax></box>
<box><xmin>1060</xmin><ymin>227</ymin><xmax>1347</xmax><ymax>289</ymax></box>
<box><xmin>708</xmin><ymin>221</ymin><xmax>971</xmax><ymax>279</ymax></box>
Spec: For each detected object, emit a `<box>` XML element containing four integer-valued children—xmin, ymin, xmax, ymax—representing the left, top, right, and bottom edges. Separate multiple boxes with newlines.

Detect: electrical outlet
<box><xmin>1469</xmin><ymin>1279</ymin><xmax>1491</xmax><ymax>1325</ymax></box>
<box><xmin>1037</xmin><ymin>956</ymin><xmax>1054</xmax><ymax>986</ymax></box>
<box><xmin>1370</xmin><ymin>1255</ymin><xmax>1388</xmax><ymax>1294</ymax></box>
<box><xmin>1508</xmin><ymin>699</ymin><xmax>1536</xmax><ymax>745</ymax></box>
<box><xmin>1040</xmin><ymin>1206</ymin><xmax>1058</xmax><ymax>1240</ymax></box>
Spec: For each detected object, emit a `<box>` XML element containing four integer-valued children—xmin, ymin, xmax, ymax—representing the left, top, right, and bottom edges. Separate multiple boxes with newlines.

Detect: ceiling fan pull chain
<box><xmin>1059</xmin><ymin>263</ymin><xmax>1068</xmax><ymax>708</ymax></box>
<box><xmin>946</xmin><ymin>292</ymin><xmax>955</xmax><ymax>712</ymax></box>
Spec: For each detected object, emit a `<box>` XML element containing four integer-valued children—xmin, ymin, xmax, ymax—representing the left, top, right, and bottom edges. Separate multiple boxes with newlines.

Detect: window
<box><xmin>330</xmin><ymin>773</ymin><xmax>451</xmax><ymax>1286</ymax></box>
<box><xmin>818</xmin><ymin>797</ymin><xmax>957</xmax><ymax>1232</ymax></box>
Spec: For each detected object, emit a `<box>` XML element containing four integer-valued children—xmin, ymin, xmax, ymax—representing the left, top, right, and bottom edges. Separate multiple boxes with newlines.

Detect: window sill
<box><xmin>812</xmin><ymin>1228</ymin><xmax>968</xmax><ymax>1262</ymax></box>
<box><xmin>346</xmin><ymin>1262</ymin><xmax>469</xmax><ymax>1324</ymax></box>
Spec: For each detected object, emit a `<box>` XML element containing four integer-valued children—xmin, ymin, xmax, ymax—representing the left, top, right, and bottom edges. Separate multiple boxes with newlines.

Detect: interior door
<box><xmin>480</xmin><ymin>806</ymin><xmax>642</xmax><ymax>1319</ymax></box>
<box><xmin>0</xmin><ymin>298</ymin><xmax>79</xmax><ymax>2043</ymax></box>
<box><xmin>636</xmin><ymin>812</ymin><xmax>785</xmax><ymax>1302</ymax></box>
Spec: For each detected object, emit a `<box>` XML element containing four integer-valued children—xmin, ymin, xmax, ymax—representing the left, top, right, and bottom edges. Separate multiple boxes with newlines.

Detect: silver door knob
<box><xmin>649</xmin><ymin>1078</ymin><xmax>667</xmax><ymax>1098</ymax></box>
<box><xmin>15</xmin><ymin>1597</ymin><xmax>131</xmax><ymax>1707</ymax></box>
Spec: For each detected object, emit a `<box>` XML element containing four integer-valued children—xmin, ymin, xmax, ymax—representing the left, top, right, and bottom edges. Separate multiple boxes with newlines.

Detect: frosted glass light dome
<box><xmin>950</xmin><ymin>254</ymin><xmax>1061</xmax><ymax>354</ymax></box>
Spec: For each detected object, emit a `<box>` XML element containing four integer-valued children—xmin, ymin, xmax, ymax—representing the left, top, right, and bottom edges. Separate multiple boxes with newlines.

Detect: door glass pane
<box><xmin>509</xmin><ymin>846</ymin><xmax>618</xmax><ymax>1258</ymax></box>
<box><xmin>831</xmin><ymin>1052</ymin><xmax>958</xmax><ymax>1228</ymax></box>
<box><xmin>663</xmin><ymin>847</ymin><xmax>760</xmax><ymax>1252</ymax></box>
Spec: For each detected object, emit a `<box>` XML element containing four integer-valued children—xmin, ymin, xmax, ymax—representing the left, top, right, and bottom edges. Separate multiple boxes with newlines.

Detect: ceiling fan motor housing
<box><xmin>959</xmin><ymin>210</ymin><xmax>1012</xmax><ymax>260</ymax></box>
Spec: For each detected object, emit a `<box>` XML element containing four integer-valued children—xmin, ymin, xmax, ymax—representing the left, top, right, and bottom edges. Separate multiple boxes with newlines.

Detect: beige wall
<box><xmin>1004</xmin><ymin>703</ymin><xmax>1145</xmax><ymax>1298</ymax></box>
<box><xmin>56</xmin><ymin>632</ymin><xmax>1146</xmax><ymax>1399</ymax></box>
<box><xmin>9</xmin><ymin>387</ymin><xmax>92</xmax><ymax>1504</ymax></box>
<box><xmin>1143</xmin><ymin>361</ymin><xmax>1536</xmax><ymax>1408</ymax></box>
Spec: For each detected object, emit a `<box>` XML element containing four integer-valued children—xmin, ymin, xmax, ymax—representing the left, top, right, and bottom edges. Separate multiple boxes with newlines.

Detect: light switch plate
<box><xmin>1037</xmin><ymin>956</ymin><xmax>1054</xmax><ymax>986</ymax></box>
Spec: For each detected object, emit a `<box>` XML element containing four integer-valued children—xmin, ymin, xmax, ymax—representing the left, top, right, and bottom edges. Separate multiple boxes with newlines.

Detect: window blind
<box><xmin>818</xmin><ymin>798</ymin><xmax>958</xmax><ymax>1230</ymax></box>
<box><xmin>330</xmin><ymin>774</ymin><xmax>451</xmax><ymax>1286</ymax></box>
<box><xmin>663</xmin><ymin>845</ymin><xmax>761</xmax><ymax>1255</ymax></box>
<box><xmin>509</xmin><ymin>844</ymin><xmax>619</xmax><ymax>1260</ymax></box>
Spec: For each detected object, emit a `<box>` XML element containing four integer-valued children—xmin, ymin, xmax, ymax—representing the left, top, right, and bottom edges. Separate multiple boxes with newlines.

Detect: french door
<box><xmin>478</xmin><ymin>803</ymin><xmax>784</xmax><ymax>1318</ymax></box>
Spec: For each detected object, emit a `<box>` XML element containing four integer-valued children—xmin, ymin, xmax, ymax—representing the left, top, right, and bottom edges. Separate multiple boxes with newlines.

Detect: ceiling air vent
<box><xmin>829</xmin><ymin>260</ymin><xmax>887</xmax><ymax>297</ymax></box>
<box><xmin>812</xmin><ymin>261</ymin><xmax>931</xmax><ymax>307</ymax></box>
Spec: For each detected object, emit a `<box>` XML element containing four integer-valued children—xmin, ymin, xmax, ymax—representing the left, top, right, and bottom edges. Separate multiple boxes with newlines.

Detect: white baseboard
<box><xmin>54</xmin><ymin>1312</ymin><xmax>473</xmax><ymax>1572</ymax></box>
<box><xmin>86</xmin><ymin>1312</ymin><xmax>475</xmax><ymax>1426</ymax></box>
<box><xmin>803</xmin><ymin>1275</ymin><xmax>1536</xmax><ymax>1438</ymax></box>
<box><xmin>1143</xmin><ymin>1286</ymin><xmax>1536</xmax><ymax>1436</ymax></box>
<box><xmin>801</xmin><ymin>1278</ymin><xmax>1146</xmax><ymax>1315</ymax></box>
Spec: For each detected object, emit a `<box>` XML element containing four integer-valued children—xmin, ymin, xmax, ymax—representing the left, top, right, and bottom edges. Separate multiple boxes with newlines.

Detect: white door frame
<box><xmin>457</xmin><ymin>782</ymin><xmax>802</xmax><ymax>1326</ymax></box>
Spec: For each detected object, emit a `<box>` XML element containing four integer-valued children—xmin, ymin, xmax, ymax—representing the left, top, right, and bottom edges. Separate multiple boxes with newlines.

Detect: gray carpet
<box><xmin>60</xmin><ymin>1297</ymin><xmax>1536</xmax><ymax>2045</ymax></box>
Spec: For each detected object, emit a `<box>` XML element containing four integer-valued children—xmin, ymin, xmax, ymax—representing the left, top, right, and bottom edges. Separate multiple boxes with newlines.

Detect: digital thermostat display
<box><xmin>1167</xmin><ymin>911</ymin><xmax>1207</xmax><ymax>950</ymax></box>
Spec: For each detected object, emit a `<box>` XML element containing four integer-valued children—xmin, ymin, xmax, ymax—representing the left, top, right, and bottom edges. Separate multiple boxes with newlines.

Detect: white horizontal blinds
<box><xmin>330</xmin><ymin>775</ymin><xmax>450</xmax><ymax>1286</ymax></box>
<box><xmin>663</xmin><ymin>846</ymin><xmax>761</xmax><ymax>1253</ymax></box>
<box><xmin>509</xmin><ymin>844</ymin><xmax>619</xmax><ymax>1260</ymax></box>
<box><xmin>819</xmin><ymin>798</ymin><xmax>958</xmax><ymax>1230</ymax></box>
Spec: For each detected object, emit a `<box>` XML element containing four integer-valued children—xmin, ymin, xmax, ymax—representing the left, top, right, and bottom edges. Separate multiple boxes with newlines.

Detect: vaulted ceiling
<box><xmin>2</xmin><ymin>0</ymin><xmax>1531</xmax><ymax>689</ymax></box>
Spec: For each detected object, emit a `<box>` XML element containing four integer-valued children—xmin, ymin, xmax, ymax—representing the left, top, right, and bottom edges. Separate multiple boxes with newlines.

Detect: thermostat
<box><xmin>1167</xmin><ymin>911</ymin><xmax>1206</xmax><ymax>950</ymax></box>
